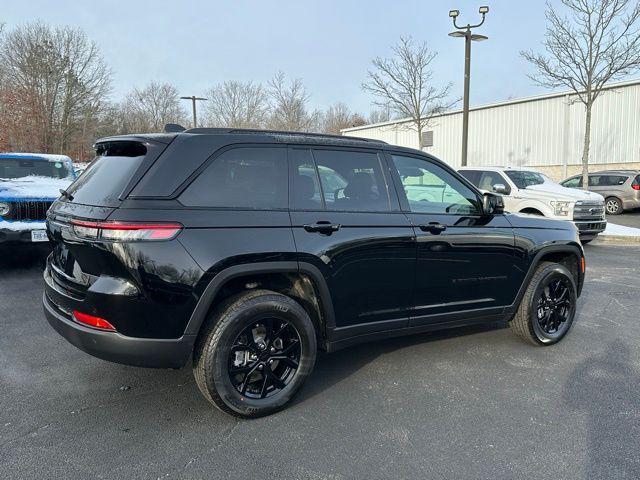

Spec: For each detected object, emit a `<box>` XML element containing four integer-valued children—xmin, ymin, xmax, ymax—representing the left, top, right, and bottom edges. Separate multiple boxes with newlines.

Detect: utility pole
<box><xmin>180</xmin><ymin>95</ymin><xmax>207</xmax><ymax>128</ymax></box>
<box><xmin>448</xmin><ymin>6</ymin><xmax>489</xmax><ymax>167</ymax></box>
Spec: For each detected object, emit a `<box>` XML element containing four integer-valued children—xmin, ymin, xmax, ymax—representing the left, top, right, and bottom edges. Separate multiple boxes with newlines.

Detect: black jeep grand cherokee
<box><xmin>43</xmin><ymin>128</ymin><xmax>585</xmax><ymax>417</ymax></box>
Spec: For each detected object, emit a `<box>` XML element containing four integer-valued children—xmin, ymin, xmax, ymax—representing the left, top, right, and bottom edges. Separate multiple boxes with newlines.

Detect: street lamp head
<box><xmin>479</xmin><ymin>5</ymin><xmax>489</xmax><ymax>14</ymax></box>
<box><xmin>448</xmin><ymin>31</ymin><xmax>467</xmax><ymax>38</ymax></box>
<box><xmin>449</xmin><ymin>9</ymin><xmax>459</xmax><ymax>18</ymax></box>
<box><xmin>470</xmin><ymin>34</ymin><xmax>489</xmax><ymax>42</ymax></box>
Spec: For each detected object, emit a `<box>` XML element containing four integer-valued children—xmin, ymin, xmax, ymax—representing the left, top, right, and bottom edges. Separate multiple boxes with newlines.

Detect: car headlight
<box><xmin>0</xmin><ymin>202</ymin><xmax>10</xmax><ymax>216</ymax></box>
<box><xmin>550</xmin><ymin>200</ymin><xmax>571</xmax><ymax>216</ymax></box>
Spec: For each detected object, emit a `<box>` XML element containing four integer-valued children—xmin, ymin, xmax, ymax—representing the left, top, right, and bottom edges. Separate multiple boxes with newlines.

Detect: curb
<box><xmin>590</xmin><ymin>235</ymin><xmax>640</xmax><ymax>245</ymax></box>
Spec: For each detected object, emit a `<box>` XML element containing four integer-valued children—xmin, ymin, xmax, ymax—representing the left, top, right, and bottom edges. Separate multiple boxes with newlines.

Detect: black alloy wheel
<box><xmin>228</xmin><ymin>318</ymin><xmax>301</xmax><ymax>399</ymax></box>
<box><xmin>534</xmin><ymin>277</ymin><xmax>573</xmax><ymax>339</ymax></box>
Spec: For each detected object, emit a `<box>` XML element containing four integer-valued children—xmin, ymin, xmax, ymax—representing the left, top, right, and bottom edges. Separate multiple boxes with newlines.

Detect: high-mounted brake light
<box><xmin>70</xmin><ymin>220</ymin><xmax>182</xmax><ymax>241</ymax></box>
<box><xmin>73</xmin><ymin>310</ymin><xmax>116</xmax><ymax>331</ymax></box>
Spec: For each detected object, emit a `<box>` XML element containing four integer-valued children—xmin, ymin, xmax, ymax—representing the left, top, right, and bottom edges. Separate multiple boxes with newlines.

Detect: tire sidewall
<box><xmin>205</xmin><ymin>295</ymin><xmax>317</xmax><ymax>416</ymax></box>
<box><xmin>528</xmin><ymin>265</ymin><xmax>577</xmax><ymax>345</ymax></box>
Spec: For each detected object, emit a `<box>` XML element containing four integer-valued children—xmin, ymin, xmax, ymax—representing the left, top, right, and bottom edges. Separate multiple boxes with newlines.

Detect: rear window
<box><xmin>66</xmin><ymin>142</ymin><xmax>146</xmax><ymax>207</ymax></box>
<box><xmin>179</xmin><ymin>147</ymin><xmax>287</xmax><ymax>210</ymax></box>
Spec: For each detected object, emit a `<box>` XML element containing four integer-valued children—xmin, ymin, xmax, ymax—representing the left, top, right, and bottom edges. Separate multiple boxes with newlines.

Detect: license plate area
<box><xmin>31</xmin><ymin>230</ymin><xmax>48</xmax><ymax>242</ymax></box>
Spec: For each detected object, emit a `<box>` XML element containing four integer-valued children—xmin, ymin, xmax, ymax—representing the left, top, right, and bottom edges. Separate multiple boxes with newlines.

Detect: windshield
<box><xmin>0</xmin><ymin>158</ymin><xmax>73</xmax><ymax>180</ymax></box>
<box><xmin>505</xmin><ymin>170</ymin><xmax>546</xmax><ymax>189</ymax></box>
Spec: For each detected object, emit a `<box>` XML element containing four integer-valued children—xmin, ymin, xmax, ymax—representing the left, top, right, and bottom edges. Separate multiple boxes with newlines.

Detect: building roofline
<box><xmin>342</xmin><ymin>77</ymin><xmax>640</xmax><ymax>133</ymax></box>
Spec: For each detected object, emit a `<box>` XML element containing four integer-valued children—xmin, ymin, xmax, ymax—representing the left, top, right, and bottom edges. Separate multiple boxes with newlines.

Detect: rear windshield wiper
<box><xmin>59</xmin><ymin>188</ymin><xmax>74</xmax><ymax>201</ymax></box>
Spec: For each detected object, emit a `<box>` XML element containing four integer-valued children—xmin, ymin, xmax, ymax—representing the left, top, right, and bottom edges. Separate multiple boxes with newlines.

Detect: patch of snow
<box><xmin>0</xmin><ymin>176</ymin><xmax>72</xmax><ymax>200</ymax></box>
<box><xmin>0</xmin><ymin>220</ymin><xmax>46</xmax><ymax>231</ymax></box>
<box><xmin>604</xmin><ymin>222</ymin><xmax>640</xmax><ymax>237</ymax></box>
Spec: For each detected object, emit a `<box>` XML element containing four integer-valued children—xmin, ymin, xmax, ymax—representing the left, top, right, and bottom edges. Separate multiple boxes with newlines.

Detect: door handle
<box><xmin>303</xmin><ymin>221</ymin><xmax>341</xmax><ymax>234</ymax></box>
<box><xmin>419</xmin><ymin>222</ymin><xmax>447</xmax><ymax>234</ymax></box>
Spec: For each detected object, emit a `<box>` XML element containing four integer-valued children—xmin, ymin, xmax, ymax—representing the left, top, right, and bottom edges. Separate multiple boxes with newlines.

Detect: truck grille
<box><xmin>2</xmin><ymin>200</ymin><xmax>53</xmax><ymax>221</ymax></box>
<box><xmin>574</xmin><ymin>201</ymin><xmax>605</xmax><ymax>221</ymax></box>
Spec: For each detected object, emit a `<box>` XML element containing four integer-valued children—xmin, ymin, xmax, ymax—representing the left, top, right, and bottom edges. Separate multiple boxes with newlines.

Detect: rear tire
<box><xmin>510</xmin><ymin>262</ymin><xmax>577</xmax><ymax>346</ymax></box>
<box><xmin>193</xmin><ymin>290</ymin><xmax>317</xmax><ymax>418</ymax></box>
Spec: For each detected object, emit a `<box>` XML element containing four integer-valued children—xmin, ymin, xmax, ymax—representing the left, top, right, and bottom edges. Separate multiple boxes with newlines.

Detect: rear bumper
<box><xmin>43</xmin><ymin>274</ymin><xmax>195</xmax><ymax>369</ymax></box>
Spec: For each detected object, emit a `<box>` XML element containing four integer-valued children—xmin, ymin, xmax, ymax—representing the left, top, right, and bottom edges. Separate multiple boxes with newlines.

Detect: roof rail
<box><xmin>182</xmin><ymin>127</ymin><xmax>387</xmax><ymax>144</ymax></box>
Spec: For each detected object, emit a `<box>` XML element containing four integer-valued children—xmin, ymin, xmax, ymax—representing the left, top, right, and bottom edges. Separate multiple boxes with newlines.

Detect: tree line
<box><xmin>0</xmin><ymin>22</ymin><xmax>391</xmax><ymax>161</ymax></box>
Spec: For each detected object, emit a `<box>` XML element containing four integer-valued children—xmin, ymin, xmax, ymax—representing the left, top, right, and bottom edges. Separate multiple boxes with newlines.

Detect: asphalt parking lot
<box><xmin>608</xmin><ymin>208</ymin><xmax>640</xmax><ymax>229</ymax></box>
<box><xmin>1</xmin><ymin>245</ymin><xmax>639</xmax><ymax>480</ymax></box>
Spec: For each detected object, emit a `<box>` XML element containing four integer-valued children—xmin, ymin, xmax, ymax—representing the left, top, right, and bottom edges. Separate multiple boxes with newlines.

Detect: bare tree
<box><xmin>122</xmin><ymin>82</ymin><xmax>187</xmax><ymax>133</ymax></box>
<box><xmin>0</xmin><ymin>22</ymin><xmax>112</xmax><ymax>155</ymax></box>
<box><xmin>267</xmin><ymin>72</ymin><xmax>315</xmax><ymax>131</ymax></box>
<box><xmin>522</xmin><ymin>0</ymin><xmax>640</xmax><ymax>185</ymax></box>
<box><xmin>362</xmin><ymin>36</ymin><xmax>454</xmax><ymax>148</ymax></box>
<box><xmin>319</xmin><ymin>102</ymin><xmax>367</xmax><ymax>134</ymax></box>
<box><xmin>367</xmin><ymin>106</ymin><xmax>393</xmax><ymax>125</ymax></box>
<box><xmin>204</xmin><ymin>80</ymin><xmax>268</xmax><ymax>128</ymax></box>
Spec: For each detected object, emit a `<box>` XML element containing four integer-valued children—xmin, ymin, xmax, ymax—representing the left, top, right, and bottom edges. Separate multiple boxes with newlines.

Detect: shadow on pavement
<box><xmin>297</xmin><ymin>320</ymin><xmax>507</xmax><ymax>405</ymax></box>
<box><xmin>563</xmin><ymin>340</ymin><xmax>640</xmax><ymax>479</ymax></box>
<box><xmin>0</xmin><ymin>245</ymin><xmax>50</xmax><ymax>271</ymax></box>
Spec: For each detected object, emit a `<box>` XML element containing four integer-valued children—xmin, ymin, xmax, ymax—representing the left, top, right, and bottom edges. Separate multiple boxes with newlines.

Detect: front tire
<box><xmin>510</xmin><ymin>262</ymin><xmax>577</xmax><ymax>346</ymax></box>
<box><xmin>193</xmin><ymin>290</ymin><xmax>317</xmax><ymax>418</ymax></box>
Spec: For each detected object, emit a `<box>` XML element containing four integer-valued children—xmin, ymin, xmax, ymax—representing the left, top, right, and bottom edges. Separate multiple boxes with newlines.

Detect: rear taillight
<box><xmin>70</xmin><ymin>220</ymin><xmax>182</xmax><ymax>241</ymax></box>
<box><xmin>72</xmin><ymin>310</ymin><xmax>116</xmax><ymax>331</ymax></box>
<box><xmin>632</xmin><ymin>184</ymin><xmax>640</xmax><ymax>191</ymax></box>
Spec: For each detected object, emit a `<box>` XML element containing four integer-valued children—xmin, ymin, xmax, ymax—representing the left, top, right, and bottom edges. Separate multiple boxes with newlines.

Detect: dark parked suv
<box><xmin>43</xmin><ymin>128</ymin><xmax>585</xmax><ymax>417</ymax></box>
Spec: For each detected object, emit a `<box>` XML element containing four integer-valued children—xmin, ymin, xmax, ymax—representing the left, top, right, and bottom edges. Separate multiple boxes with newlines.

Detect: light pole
<box><xmin>180</xmin><ymin>95</ymin><xmax>207</xmax><ymax>128</ymax></box>
<box><xmin>449</xmin><ymin>6</ymin><xmax>489</xmax><ymax>167</ymax></box>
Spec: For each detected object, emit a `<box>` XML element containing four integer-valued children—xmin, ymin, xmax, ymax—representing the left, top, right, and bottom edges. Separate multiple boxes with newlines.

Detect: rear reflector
<box><xmin>70</xmin><ymin>220</ymin><xmax>182</xmax><ymax>241</ymax></box>
<box><xmin>581</xmin><ymin>256</ymin><xmax>585</xmax><ymax>273</ymax></box>
<box><xmin>72</xmin><ymin>310</ymin><xmax>116</xmax><ymax>331</ymax></box>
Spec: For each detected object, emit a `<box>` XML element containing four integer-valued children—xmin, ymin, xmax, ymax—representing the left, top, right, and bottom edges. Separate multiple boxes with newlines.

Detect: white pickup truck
<box><xmin>459</xmin><ymin>166</ymin><xmax>606</xmax><ymax>243</ymax></box>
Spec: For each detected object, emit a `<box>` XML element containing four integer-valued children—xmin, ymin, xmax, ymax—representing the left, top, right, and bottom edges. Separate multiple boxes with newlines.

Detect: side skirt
<box><xmin>326</xmin><ymin>313</ymin><xmax>508</xmax><ymax>352</ymax></box>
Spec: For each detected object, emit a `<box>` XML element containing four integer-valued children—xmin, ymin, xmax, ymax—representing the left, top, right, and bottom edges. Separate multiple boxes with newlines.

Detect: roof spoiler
<box><xmin>164</xmin><ymin>123</ymin><xmax>186</xmax><ymax>133</ymax></box>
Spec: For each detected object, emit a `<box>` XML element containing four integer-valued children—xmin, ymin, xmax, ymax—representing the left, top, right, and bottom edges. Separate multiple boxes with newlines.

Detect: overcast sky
<box><xmin>4</xmin><ymin>0</ymin><xmax>631</xmax><ymax>115</ymax></box>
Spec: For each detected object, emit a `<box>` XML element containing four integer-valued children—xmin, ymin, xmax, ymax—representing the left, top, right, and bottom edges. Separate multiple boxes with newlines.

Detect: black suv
<box><xmin>43</xmin><ymin>128</ymin><xmax>585</xmax><ymax>417</ymax></box>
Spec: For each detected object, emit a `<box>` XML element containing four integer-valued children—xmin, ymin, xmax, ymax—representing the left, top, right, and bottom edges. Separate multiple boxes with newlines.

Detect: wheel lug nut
<box><xmin>270</xmin><ymin>347</ymin><xmax>275</xmax><ymax>353</ymax></box>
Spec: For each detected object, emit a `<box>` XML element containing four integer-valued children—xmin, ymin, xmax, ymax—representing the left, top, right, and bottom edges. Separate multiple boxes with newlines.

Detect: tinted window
<box><xmin>312</xmin><ymin>149</ymin><xmax>390</xmax><ymax>212</ymax></box>
<box><xmin>459</xmin><ymin>170</ymin><xmax>481</xmax><ymax>185</ymax></box>
<box><xmin>391</xmin><ymin>155</ymin><xmax>481</xmax><ymax>215</ymax></box>
<box><xmin>588</xmin><ymin>175</ymin><xmax>604</xmax><ymax>186</ymax></box>
<box><xmin>604</xmin><ymin>175</ymin><xmax>628</xmax><ymax>186</ymax></box>
<box><xmin>180</xmin><ymin>147</ymin><xmax>287</xmax><ymax>209</ymax></box>
<box><xmin>290</xmin><ymin>148</ymin><xmax>322</xmax><ymax>210</ymax></box>
<box><xmin>562</xmin><ymin>176</ymin><xmax>582</xmax><ymax>188</ymax></box>
<box><xmin>0</xmin><ymin>158</ymin><xmax>73</xmax><ymax>180</ymax></box>
<box><xmin>505</xmin><ymin>170</ymin><xmax>545</xmax><ymax>189</ymax></box>
<box><xmin>67</xmin><ymin>142</ymin><xmax>146</xmax><ymax>207</ymax></box>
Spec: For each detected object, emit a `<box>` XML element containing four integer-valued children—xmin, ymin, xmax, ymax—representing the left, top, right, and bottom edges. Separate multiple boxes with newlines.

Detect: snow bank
<box><xmin>0</xmin><ymin>176</ymin><xmax>72</xmax><ymax>200</ymax></box>
<box><xmin>603</xmin><ymin>222</ymin><xmax>640</xmax><ymax>237</ymax></box>
<box><xmin>0</xmin><ymin>220</ymin><xmax>46</xmax><ymax>231</ymax></box>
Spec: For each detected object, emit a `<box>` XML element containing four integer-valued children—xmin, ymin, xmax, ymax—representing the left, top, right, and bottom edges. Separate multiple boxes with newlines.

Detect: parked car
<box><xmin>560</xmin><ymin>170</ymin><xmax>640</xmax><ymax>215</ymax></box>
<box><xmin>43</xmin><ymin>129</ymin><xmax>585</xmax><ymax>417</ymax></box>
<box><xmin>0</xmin><ymin>153</ymin><xmax>75</xmax><ymax>246</ymax></box>
<box><xmin>459</xmin><ymin>166</ymin><xmax>606</xmax><ymax>243</ymax></box>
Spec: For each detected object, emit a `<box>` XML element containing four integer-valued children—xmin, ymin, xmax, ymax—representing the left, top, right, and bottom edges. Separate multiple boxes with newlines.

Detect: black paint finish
<box><xmin>43</xmin><ymin>130</ymin><xmax>585</xmax><ymax>368</ymax></box>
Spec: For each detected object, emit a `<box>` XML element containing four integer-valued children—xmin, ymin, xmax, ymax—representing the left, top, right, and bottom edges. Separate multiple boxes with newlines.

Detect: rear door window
<box><xmin>179</xmin><ymin>147</ymin><xmax>287</xmax><ymax>209</ymax></box>
<box><xmin>310</xmin><ymin>149</ymin><xmax>391</xmax><ymax>212</ymax></box>
<box><xmin>66</xmin><ymin>142</ymin><xmax>147</xmax><ymax>207</ymax></box>
<box><xmin>459</xmin><ymin>170</ymin><xmax>481</xmax><ymax>186</ymax></box>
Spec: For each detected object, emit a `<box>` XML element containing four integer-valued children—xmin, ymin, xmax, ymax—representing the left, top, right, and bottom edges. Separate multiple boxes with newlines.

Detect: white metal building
<box><xmin>342</xmin><ymin>79</ymin><xmax>640</xmax><ymax>180</ymax></box>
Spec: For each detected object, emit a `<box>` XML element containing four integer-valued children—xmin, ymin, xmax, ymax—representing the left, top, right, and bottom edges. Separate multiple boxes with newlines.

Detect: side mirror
<box><xmin>483</xmin><ymin>192</ymin><xmax>504</xmax><ymax>215</ymax></box>
<box><xmin>492</xmin><ymin>183</ymin><xmax>508</xmax><ymax>195</ymax></box>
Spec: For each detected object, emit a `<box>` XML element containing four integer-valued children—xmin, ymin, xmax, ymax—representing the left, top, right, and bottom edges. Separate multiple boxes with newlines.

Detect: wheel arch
<box><xmin>507</xmin><ymin>244</ymin><xmax>584</xmax><ymax>314</ymax></box>
<box><xmin>184</xmin><ymin>261</ymin><xmax>335</xmax><ymax>349</ymax></box>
